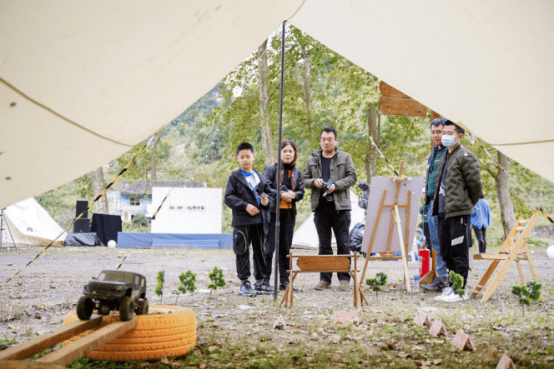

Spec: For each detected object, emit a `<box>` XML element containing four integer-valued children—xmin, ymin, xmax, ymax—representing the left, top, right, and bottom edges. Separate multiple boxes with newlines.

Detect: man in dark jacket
<box><xmin>224</xmin><ymin>142</ymin><xmax>274</xmax><ymax>297</ymax></box>
<box><xmin>432</xmin><ymin>121</ymin><xmax>482</xmax><ymax>303</ymax></box>
<box><xmin>303</xmin><ymin>126</ymin><xmax>357</xmax><ymax>291</ymax></box>
<box><xmin>421</xmin><ymin>118</ymin><xmax>449</xmax><ymax>293</ymax></box>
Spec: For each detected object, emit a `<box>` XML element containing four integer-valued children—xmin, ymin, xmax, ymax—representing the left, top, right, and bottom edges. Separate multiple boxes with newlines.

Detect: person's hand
<box><xmin>314</xmin><ymin>179</ymin><xmax>323</xmax><ymax>188</ymax></box>
<box><xmin>260</xmin><ymin>197</ymin><xmax>268</xmax><ymax>206</ymax></box>
<box><xmin>326</xmin><ymin>184</ymin><xmax>336</xmax><ymax>193</ymax></box>
<box><xmin>281</xmin><ymin>191</ymin><xmax>294</xmax><ymax>203</ymax></box>
<box><xmin>246</xmin><ymin>204</ymin><xmax>260</xmax><ymax>215</ymax></box>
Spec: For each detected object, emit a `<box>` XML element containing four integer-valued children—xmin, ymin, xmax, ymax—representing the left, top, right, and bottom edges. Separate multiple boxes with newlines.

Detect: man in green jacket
<box><xmin>432</xmin><ymin>121</ymin><xmax>482</xmax><ymax>303</ymax></box>
<box><xmin>303</xmin><ymin>126</ymin><xmax>357</xmax><ymax>291</ymax></box>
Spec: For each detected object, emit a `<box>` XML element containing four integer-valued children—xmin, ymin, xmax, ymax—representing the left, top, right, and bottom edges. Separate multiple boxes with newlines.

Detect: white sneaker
<box><xmin>433</xmin><ymin>287</ymin><xmax>452</xmax><ymax>301</ymax></box>
<box><xmin>442</xmin><ymin>292</ymin><xmax>469</xmax><ymax>303</ymax></box>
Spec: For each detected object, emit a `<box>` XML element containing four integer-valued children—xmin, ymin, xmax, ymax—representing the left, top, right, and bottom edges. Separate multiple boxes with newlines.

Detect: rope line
<box><xmin>1</xmin><ymin>142</ymin><xmax>149</xmax><ymax>287</ymax></box>
<box><xmin>465</xmin><ymin>127</ymin><xmax>554</xmax><ymax>225</ymax></box>
<box><xmin>151</xmin><ymin>188</ymin><xmax>174</xmax><ymax>220</ymax></box>
<box><xmin>0</xmin><ymin>77</ymin><xmax>132</xmax><ymax>147</ymax></box>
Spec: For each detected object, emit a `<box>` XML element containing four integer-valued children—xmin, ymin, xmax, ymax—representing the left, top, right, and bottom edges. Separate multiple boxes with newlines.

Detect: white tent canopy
<box><xmin>2</xmin><ymin>1</ymin><xmax>553</xmax><ymax>209</ymax></box>
<box><xmin>292</xmin><ymin>191</ymin><xmax>366</xmax><ymax>250</ymax></box>
<box><xmin>1</xmin><ymin>198</ymin><xmax>67</xmax><ymax>247</ymax></box>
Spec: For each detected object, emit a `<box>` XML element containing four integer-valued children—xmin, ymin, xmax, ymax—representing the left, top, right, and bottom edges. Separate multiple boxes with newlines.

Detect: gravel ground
<box><xmin>0</xmin><ymin>245</ymin><xmax>553</xmax><ymax>368</ymax></box>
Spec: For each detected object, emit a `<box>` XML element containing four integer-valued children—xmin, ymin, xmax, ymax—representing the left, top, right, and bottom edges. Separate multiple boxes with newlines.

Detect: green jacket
<box><xmin>432</xmin><ymin>144</ymin><xmax>482</xmax><ymax>218</ymax></box>
<box><xmin>303</xmin><ymin>148</ymin><xmax>357</xmax><ymax>211</ymax></box>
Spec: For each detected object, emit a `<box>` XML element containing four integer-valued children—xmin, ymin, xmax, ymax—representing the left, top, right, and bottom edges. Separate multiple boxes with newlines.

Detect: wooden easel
<box><xmin>471</xmin><ymin>213</ymin><xmax>544</xmax><ymax>302</ymax></box>
<box><xmin>358</xmin><ymin>161</ymin><xmax>412</xmax><ymax>300</ymax></box>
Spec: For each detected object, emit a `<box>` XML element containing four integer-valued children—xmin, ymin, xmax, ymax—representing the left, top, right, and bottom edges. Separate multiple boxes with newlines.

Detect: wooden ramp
<box><xmin>0</xmin><ymin>315</ymin><xmax>137</xmax><ymax>368</ymax></box>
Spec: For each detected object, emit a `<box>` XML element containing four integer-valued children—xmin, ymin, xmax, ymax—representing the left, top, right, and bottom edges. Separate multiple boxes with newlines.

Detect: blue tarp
<box><xmin>117</xmin><ymin>232</ymin><xmax>232</xmax><ymax>249</ymax></box>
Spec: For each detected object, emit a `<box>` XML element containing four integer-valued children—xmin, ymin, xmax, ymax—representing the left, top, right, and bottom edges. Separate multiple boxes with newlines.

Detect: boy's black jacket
<box><xmin>224</xmin><ymin>169</ymin><xmax>274</xmax><ymax>234</ymax></box>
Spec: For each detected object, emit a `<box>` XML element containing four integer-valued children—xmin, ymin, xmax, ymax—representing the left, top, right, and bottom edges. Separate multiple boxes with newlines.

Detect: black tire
<box><xmin>119</xmin><ymin>296</ymin><xmax>135</xmax><ymax>321</ymax></box>
<box><xmin>136</xmin><ymin>298</ymin><xmax>149</xmax><ymax>315</ymax></box>
<box><xmin>98</xmin><ymin>304</ymin><xmax>111</xmax><ymax>315</ymax></box>
<box><xmin>77</xmin><ymin>296</ymin><xmax>93</xmax><ymax>321</ymax></box>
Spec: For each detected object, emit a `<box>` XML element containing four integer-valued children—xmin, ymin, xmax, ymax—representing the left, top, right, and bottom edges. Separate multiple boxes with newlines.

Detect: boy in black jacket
<box><xmin>224</xmin><ymin>142</ymin><xmax>274</xmax><ymax>296</ymax></box>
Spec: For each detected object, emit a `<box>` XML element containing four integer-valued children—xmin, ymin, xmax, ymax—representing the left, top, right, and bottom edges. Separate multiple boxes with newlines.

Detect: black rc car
<box><xmin>77</xmin><ymin>270</ymin><xmax>148</xmax><ymax>321</ymax></box>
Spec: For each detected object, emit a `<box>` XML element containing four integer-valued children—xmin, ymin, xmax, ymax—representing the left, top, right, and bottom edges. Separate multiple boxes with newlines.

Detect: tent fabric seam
<box><xmin>489</xmin><ymin>139</ymin><xmax>554</xmax><ymax>146</ymax></box>
<box><xmin>0</xmin><ymin>77</ymin><xmax>132</xmax><ymax>147</ymax></box>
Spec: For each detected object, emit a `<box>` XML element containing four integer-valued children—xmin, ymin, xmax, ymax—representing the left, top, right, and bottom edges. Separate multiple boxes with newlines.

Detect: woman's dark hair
<box><xmin>281</xmin><ymin>140</ymin><xmax>298</xmax><ymax>166</ymax></box>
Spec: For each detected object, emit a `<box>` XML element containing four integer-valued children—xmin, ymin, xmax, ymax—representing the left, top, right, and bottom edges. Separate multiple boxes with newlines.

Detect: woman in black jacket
<box><xmin>263</xmin><ymin>140</ymin><xmax>304</xmax><ymax>290</ymax></box>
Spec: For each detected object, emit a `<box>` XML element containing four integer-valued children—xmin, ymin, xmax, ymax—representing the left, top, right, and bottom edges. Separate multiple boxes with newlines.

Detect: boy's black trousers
<box><xmin>437</xmin><ymin>215</ymin><xmax>472</xmax><ymax>288</ymax></box>
<box><xmin>232</xmin><ymin>223</ymin><xmax>267</xmax><ymax>282</ymax></box>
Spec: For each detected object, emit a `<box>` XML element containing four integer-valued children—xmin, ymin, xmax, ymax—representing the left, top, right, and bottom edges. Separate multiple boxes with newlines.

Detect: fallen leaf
<box><xmin>160</xmin><ymin>355</ymin><xmax>181</xmax><ymax>366</ymax></box>
<box><xmin>199</xmin><ymin>363</ymin><xmax>207</xmax><ymax>369</ymax></box>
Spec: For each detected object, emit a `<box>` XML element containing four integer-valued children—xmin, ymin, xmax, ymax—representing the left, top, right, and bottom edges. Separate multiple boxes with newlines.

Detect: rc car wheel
<box><xmin>76</xmin><ymin>296</ymin><xmax>93</xmax><ymax>320</ymax></box>
<box><xmin>98</xmin><ymin>304</ymin><xmax>110</xmax><ymax>315</ymax></box>
<box><xmin>137</xmin><ymin>298</ymin><xmax>149</xmax><ymax>315</ymax></box>
<box><xmin>119</xmin><ymin>296</ymin><xmax>135</xmax><ymax>321</ymax></box>
<box><xmin>63</xmin><ymin>305</ymin><xmax>196</xmax><ymax>361</ymax></box>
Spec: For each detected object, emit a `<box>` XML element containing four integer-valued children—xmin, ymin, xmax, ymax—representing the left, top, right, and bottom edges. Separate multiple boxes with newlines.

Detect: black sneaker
<box><xmin>254</xmin><ymin>282</ymin><xmax>273</xmax><ymax>295</ymax></box>
<box><xmin>238</xmin><ymin>281</ymin><xmax>255</xmax><ymax>297</ymax></box>
<box><xmin>280</xmin><ymin>284</ymin><xmax>298</xmax><ymax>292</ymax></box>
<box><xmin>422</xmin><ymin>277</ymin><xmax>448</xmax><ymax>293</ymax></box>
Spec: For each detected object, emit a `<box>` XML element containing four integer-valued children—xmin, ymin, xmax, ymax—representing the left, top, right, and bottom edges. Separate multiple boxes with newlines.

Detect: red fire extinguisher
<box><xmin>418</xmin><ymin>246</ymin><xmax>431</xmax><ymax>278</ymax></box>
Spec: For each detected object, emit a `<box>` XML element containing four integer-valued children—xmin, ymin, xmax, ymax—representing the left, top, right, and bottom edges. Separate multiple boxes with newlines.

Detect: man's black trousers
<box><xmin>472</xmin><ymin>225</ymin><xmax>487</xmax><ymax>254</ymax></box>
<box><xmin>438</xmin><ymin>215</ymin><xmax>471</xmax><ymax>288</ymax></box>
<box><xmin>264</xmin><ymin>209</ymin><xmax>295</xmax><ymax>287</ymax></box>
<box><xmin>314</xmin><ymin>209</ymin><xmax>351</xmax><ymax>283</ymax></box>
<box><xmin>232</xmin><ymin>223</ymin><xmax>267</xmax><ymax>281</ymax></box>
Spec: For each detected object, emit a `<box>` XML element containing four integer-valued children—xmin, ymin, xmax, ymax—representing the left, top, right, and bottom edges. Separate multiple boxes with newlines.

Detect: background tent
<box><xmin>292</xmin><ymin>192</ymin><xmax>366</xmax><ymax>250</ymax></box>
<box><xmin>1</xmin><ymin>1</ymin><xmax>553</xmax><ymax>209</ymax></box>
<box><xmin>1</xmin><ymin>198</ymin><xmax>67</xmax><ymax>247</ymax></box>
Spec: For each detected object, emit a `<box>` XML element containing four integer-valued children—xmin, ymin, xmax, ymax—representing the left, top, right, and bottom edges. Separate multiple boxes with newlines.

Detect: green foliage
<box><xmin>366</xmin><ymin>272</ymin><xmax>388</xmax><ymax>300</ymax></box>
<box><xmin>132</xmin><ymin>213</ymin><xmax>149</xmax><ymax>227</ymax></box>
<box><xmin>512</xmin><ymin>281</ymin><xmax>542</xmax><ymax>317</ymax></box>
<box><xmin>449</xmin><ymin>271</ymin><xmax>465</xmax><ymax>297</ymax></box>
<box><xmin>176</xmin><ymin>271</ymin><xmax>197</xmax><ymax>305</ymax></box>
<box><xmin>208</xmin><ymin>266</ymin><xmax>226</xmax><ymax>292</ymax></box>
<box><xmin>154</xmin><ymin>270</ymin><xmax>165</xmax><ymax>303</ymax></box>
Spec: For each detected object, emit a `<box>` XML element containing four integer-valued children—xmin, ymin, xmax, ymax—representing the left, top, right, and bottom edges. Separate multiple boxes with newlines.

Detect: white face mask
<box><xmin>441</xmin><ymin>134</ymin><xmax>458</xmax><ymax>148</ymax></box>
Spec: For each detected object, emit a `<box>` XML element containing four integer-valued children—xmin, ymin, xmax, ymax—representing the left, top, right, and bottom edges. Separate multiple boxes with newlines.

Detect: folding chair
<box><xmin>471</xmin><ymin>213</ymin><xmax>544</xmax><ymax>302</ymax></box>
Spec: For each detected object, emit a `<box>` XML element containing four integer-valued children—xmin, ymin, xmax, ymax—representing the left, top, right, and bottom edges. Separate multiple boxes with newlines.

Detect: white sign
<box><xmin>150</xmin><ymin>187</ymin><xmax>222</xmax><ymax>234</ymax></box>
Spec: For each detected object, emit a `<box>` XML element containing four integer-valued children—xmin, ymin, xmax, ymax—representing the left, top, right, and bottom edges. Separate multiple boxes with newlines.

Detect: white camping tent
<box><xmin>292</xmin><ymin>191</ymin><xmax>366</xmax><ymax>250</ymax></box>
<box><xmin>1</xmin><ymin>198</ymin><xmax>67</xmax><ymax>247</ymax></box>
<box><xmin>1</xmin><ymin>1</ymin><xmax>554</xmax><ymax>208</ymax></box>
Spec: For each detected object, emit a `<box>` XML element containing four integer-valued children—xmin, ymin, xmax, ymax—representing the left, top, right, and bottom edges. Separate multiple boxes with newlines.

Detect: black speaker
<box><xmin>76</xmin><ymin>200</ymin><xmax>89</xmax><ymax>219</ymax></box>
<box><xmin>74</xmin><ymin>218</ymin><xmax>91</xmax><ymax>233</ymax></box>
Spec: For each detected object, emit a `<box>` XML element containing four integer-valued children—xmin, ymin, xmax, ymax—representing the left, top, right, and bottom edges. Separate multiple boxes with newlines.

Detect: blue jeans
<box><xmin>425</xmin><ymin>200</ymin><xmax>448</xmax><ymax>278</ymax></box>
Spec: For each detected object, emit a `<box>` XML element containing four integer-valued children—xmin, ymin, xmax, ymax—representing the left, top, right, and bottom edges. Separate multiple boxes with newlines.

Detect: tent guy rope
<box><xmin>1</xmin><ymin>142</ymin><xmax>149</xmax><ymax>286</ymax></box>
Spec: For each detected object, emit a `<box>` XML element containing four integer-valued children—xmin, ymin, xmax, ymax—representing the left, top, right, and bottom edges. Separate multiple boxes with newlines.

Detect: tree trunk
<box><xmin>90</xmin><ymin>167</ymin><xmax>108</xmax><ymax>214</ymax></box>
<box><xmin>495</xmin><ymin>151</ymin><xmax>516</xmax><ymax>238</ymax></box>
<box><xmin>301</xmin><ymin>60</ymin><xmax>314</xmax><ymax>140</ymax></box>
<box><xmin>364</xmin><ymin>103</ymin><xmax>379</xmax><ymax>183</ymax></box>
<box><xmin>258</xmin><ymin>39</ymin><xmax>275</xmax><ymax>165</ymax></box>
<box><xmin>150</xmin><ymin>128</ymin><xmax>164</xmax><ymax>189</ymax></box>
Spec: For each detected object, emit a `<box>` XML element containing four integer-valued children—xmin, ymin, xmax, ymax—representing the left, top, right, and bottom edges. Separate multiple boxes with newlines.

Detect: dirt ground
<box><xmin>0</xmin><ymin>244</ymin><xmax>553</xmax><ymax>368</ymax></box>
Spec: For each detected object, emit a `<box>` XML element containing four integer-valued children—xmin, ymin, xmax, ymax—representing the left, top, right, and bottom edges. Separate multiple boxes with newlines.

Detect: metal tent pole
<box><xmin>273</xmin><ymin>21</ymin><xmax>286</xmax><ymax>301</ymax></box>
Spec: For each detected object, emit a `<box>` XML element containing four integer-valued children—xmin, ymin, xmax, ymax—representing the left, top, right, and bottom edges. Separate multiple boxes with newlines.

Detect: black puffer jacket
<box><xmin>432</xmin><ymin>144</ymin><xmax>482</xmax><ymax>218</ymax></box>
<box><xmin>224</xmin><ymin>169</ymin><xmax>273</xmax><ymax>234</ymax></box>
<box><xmin>263</xmin><ymin>164</ymin><xmax>304</xmax><ymax>216</ymax></box>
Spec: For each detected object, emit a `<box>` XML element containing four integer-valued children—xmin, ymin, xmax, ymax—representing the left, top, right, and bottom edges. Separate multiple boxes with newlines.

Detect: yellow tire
<box><xmin>63</xmin><ymin>305</ymin><xmax>196</xmax><ymax>361</ymax></box>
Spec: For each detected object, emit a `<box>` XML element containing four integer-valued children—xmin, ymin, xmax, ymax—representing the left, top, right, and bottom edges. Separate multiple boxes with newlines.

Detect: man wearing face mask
<box><xmin>432</xmin><ymin>121</ymin><xmax>482</xmax><ymax>303</ymax></box>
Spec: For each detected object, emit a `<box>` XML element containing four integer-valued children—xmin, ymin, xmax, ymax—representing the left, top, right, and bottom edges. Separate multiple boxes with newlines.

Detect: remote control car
<box><xmin>77</xmin><ymin>270</ymin><xmax>148</xmax><ymax>321</ymax></box>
